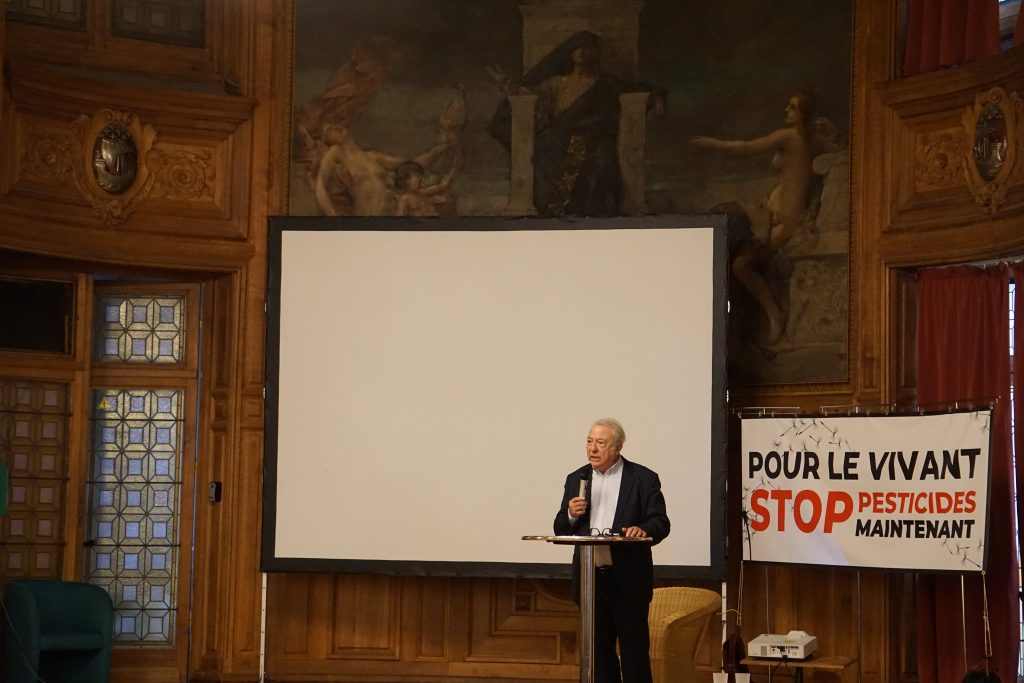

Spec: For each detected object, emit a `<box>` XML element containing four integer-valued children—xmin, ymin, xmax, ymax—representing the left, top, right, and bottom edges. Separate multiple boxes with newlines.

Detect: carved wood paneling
<box><xmin>231</xmin><ymin>427</ymin><xmax>265</xmax><ymax>663</ymax></box>
<box><xmin>465</xmin><ymin>579</ymin><xmax>565</xmax><ymax>663</ymax></box>
<box><xmin>0</xmin><ymin>61</ymin><xmax>258</xmax><ymax>272</ymax></box>
<box><xmin>734</xmin><ymin>566</ymin><xmax>867</xmax><ymax>683</ymax></box>
<box><xmin>265</xmin><ymin>574</ymin><xmax>580</xmax><ymax>680</ymax></box>
<box><xmin>879</xmin><ymin>50</ymin><xmax>1024</xmax><ymax>235</ymax></box>
<box><xmin>191</xmin><ymin>428</ymin><xmax>227</xmax><ymax>673</ymax></box>
<box><xmin>9</xmin><ymin>0</ymin><xmax>1024</xmax><ymax>681</ymax></box>
<box><xmin>241</xmin><ymin>396</ymin><xmax>262</xmax><ymax>424</ymax></box>
<box><xmin>412</xmin><ymin>576</ymin><xmax>450</xmax><ymax>661</ymax></box>
<box><xmin>960</xmin><ymin>87</ymin><xmax>1024</xmax><ymax>213</ymax></box>
<box><xmin>891</xmin><ymin>270</ymin><xmax>918</xmax><ymax>407</ymax></box>
<box><xmin>858</xmin><ymin>572</ymin><xmax>890</xmax><ymax>683</ymax></box>
<box><xmin>910</xmin><ymin>88</ymin><xmax>1024</xmax><ymax>215</ymax></box>
<box><xmin>208</xmin><ymin>274</ymin><xmax>238</xmax><ymax>396</ymax></box>
<box><xmin>0</xmin><ymin>7</ymin><xmax>263</xmax><ymax>683</ymax></box>
<box><xmin>5</xmin><ymin>70</ymin><xmax>252</xmax><ymax>234</ymax></box>
<box><xmin>21</xmin><ymin>109</ymin><xmax>162</xmax><ymax>226</ymax></box>
<box><xmin>329</xmin><ymin>575</ymin><xmax>402</xmax><ymax>659</ymax></box>
<box><xmin>191</xmin><ymin>275</ymin><xmax>232</xmax><ymax>681</ymax></box>
<box><xmin>207</xmin><ymin>264</ymin><xmax>263</xmax><ymax>679</ymax></box>
<box><xmin>891</xmin><ymin>573</ymin><xmax>918</xmax><ymax>683</ymax></box>
<box><xmin>914</xmin><ymin>127</ymin><xmax>968</xmax><ymax>193</ymax></box>
<box><xmin>0</xmin><ymin>10</ymin><xmax>6</xmax><ymax>119</ymax></box>
<box><xmin>278</xmin><ymin>573</ymin><xmax>316</xmax><ymax>656</ymax></box>
<box><xmin>5</xmin><ymin>2</ymin><xmax>242</xmax><ymax>88</ymax></box>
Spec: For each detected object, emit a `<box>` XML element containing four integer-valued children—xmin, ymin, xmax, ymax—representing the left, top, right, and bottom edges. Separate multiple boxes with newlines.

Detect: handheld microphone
<box><xmin>569</xmin><ymin>470</ymin><xmax>591</xmax><ymax>522</ymax></box>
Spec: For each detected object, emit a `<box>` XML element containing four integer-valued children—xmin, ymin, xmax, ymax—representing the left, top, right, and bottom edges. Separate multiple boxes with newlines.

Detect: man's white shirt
<box><xmin>570</xmin><ymin>457</ymin><xmax>623</xmax><ymax>566</ymax></box>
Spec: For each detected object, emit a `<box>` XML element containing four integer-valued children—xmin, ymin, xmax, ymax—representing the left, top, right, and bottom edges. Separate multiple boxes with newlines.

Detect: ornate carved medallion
<box><xmin>92</xmin><ymin>123</ymin><xmax>139</xmax><ymax>194</ymax></box>
<box><xmin>20</xmin><ymin>108</ymin><xmax>215</xmax><ymax>228</ymax></box>
<box><xmin>972</xmin><ymin>103</ymin><xmax>1007</xmax><ymax>182</ymax></box>
<box><xmin>960</xmin><ymin>87</ymin><xmax>1022</xmax><ymax>213</ymax></box>
<box><xmin>70</xmin><ymin>110</ymin><xmax>157</xmax><ymax>226</ymax></box>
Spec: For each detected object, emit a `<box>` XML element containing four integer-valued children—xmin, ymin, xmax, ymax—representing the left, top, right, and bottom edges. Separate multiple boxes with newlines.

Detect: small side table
<box><xmin>741</xmin><ymin>654</ymin><xmax>857</xmax><ymax>683</ymax></box>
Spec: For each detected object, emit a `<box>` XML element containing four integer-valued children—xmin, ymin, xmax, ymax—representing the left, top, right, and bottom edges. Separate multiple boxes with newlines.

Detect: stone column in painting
<box><xmin>617</xmin><ymin>91</ymin><xmax>650</xmax><ymax>215</ymax></box>
<box><xmin>506</xmin><ymin>94</ymin><xmax>539</xmax><ymax>216</ymax></box>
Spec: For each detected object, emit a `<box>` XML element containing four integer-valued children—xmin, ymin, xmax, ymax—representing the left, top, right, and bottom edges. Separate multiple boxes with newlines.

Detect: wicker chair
<box><xmin>648</xmin><ymin>587</ymin><xmax>721</xmax><ymax>683</ymax></box>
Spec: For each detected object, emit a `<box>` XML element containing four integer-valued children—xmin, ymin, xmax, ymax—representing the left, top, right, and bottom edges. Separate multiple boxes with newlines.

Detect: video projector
<box><xmin>748</xmin><ymin>631</ymin><xmax>818</xmax><ymax>659</ymax></box>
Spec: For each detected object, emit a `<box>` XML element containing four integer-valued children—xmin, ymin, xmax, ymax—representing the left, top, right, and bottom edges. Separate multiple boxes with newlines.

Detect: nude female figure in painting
<box><xmin>693</xmin><ymin>87</ymin><xmax>844</xmax><ymax>347</ymax></box>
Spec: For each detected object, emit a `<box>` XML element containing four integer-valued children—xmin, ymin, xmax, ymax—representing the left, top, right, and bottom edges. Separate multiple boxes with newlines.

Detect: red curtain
<box><xmin>904</xmin><ymin>0</ymin><xmax>1000</xmax><ymax>76</ymax></box>
<box><xmin>916</xmin><ymin>265</ymin><xmax>1019</xmax><ymax>683</ymax></box>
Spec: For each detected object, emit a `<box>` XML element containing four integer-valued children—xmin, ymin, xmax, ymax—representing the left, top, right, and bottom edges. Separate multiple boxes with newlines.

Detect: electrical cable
<box><xmin>981</xmin><ymin>570</ymin><xmax>993</xmax><ymax>675</ymax></box>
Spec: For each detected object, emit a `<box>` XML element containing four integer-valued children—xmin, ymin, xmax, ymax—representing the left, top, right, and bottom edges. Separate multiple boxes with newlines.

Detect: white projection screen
<box><xmin>262</xmin><ymin>215</ymin><xmax>727</xmax><ymax>580</ymax></box>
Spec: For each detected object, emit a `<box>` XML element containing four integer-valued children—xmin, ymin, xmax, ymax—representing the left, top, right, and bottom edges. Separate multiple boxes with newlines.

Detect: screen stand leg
<box><xmin>580</xmin><ymin>544</ymin><xmax>595</xmax><ymax>683</ymax></box>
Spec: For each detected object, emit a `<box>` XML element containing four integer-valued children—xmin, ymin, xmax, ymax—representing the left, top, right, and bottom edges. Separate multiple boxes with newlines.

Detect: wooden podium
<box><xmin>523</xmin><ymin>535</ymin><xmax>653</xmax><ymax>683</ymax></box>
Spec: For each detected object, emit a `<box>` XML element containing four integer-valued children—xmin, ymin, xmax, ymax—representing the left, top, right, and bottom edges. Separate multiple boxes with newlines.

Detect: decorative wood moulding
<box><xmin>914</xmin><ymin>128</ymin><xmax>966</xmax><ymax>192</ymax></box>
<box><xmin>4</xmin><ymin>61</ymin><xmax>255</xmax><ymax>245</ymax></box>
<box><xmin>72</xmin><ymin>110</ymin><xmax>157</xmax><ymax>226</ymax></box>
<box><xmin>148</xmin><ymin>147</ymin><xmax>217</xmax><ymax>203</ymax></box>
<box><xmin>19</xmin><ymin>109</ymin><xmax>219</xmax><ymax>227</ymax></box>
<box><xmin>960</xmin><ymin>87</ymin><xmax>1021</xmax><ymax>213</ymax></box>
<box><xmin>913</xmin><ymin>87</ymin><xmax>1022</xmax><ymax>214</ymax></box>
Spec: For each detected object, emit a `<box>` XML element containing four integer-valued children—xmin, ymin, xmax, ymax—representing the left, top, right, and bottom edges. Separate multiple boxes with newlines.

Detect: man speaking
<box><xmin>554</xmin><ymin>418</ymin><xmax>670</xmax><ymax>683</ymax></box>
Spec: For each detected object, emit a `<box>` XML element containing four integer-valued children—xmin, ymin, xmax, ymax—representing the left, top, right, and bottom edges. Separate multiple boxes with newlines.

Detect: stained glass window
<box><xmin>5</xmin><ymin>0</ymin><xmax>87</xmax><ymax>31</ymax></box>
<box><xmin>110</xmin><ymin>0</ymin><xmax>204</xmax><ymax>48</ymax></box>
<box><xmin>0</xmin><ymin>378</ymin><xmax>69</xmax><ymax>581</ymax></box>
<box><xmin>87</xmin><ymin>388</ymin><xmax>182</xmax><ymax>644</ymax></box>
<box><xmin>95</xmin><ymin>294</ymin><xmax>184</xmax><ymax>364</ymax></box>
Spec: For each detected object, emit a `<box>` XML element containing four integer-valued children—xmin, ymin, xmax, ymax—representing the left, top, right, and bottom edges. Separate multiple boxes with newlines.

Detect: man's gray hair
<box><xmin>592</xmin><ymin>418</ymin><xmax>626</xmax><ymax>448</ymax></box>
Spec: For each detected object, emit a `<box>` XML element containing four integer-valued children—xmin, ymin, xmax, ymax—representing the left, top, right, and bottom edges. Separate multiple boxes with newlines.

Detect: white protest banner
<box><xmin>741</xmin><ymin>411</ymin><xmax>991</xmax><ymax>572</ymax></box>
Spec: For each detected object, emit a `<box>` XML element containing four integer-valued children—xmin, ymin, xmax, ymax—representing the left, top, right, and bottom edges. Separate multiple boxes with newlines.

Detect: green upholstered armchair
<box><xmin>2</xmin><ymin>579</ymin><xmax>114</xmax><ymax>683</ymax></box>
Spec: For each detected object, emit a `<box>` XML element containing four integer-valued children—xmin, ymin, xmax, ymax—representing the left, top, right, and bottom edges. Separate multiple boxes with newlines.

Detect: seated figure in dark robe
<box><xmin>489</xmin><ymin>31</ymin><xmax>665</xmax><ymax>217</ymax></box>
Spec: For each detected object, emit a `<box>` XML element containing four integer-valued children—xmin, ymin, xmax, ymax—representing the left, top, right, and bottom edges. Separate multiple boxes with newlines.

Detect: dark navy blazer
<box><xmin>553</xmin><ymin>456</ymin><xmax>670</xmax><ymax>604</ymax></box>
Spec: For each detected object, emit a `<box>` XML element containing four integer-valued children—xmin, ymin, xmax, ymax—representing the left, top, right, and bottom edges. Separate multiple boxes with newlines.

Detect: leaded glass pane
<box><xmin>87</xmin><ymin>388</ymin><xmax>181</xmax><ymax>645</ymax></box>
<box><xmin>94</xmin><ymin>294</ymin><xmax>184</xmax><ymax>364</ymax></box>
<box><xmin>6</xmin><ymin>0</ymin><xmax>86</xmax><ymax>31</ymax></box>
<box><xmin>0</xmin><ymin>378</ymin><xmax>70</xmax><ymax>582</ymax></box>
<box><xmin>110</xmin><ymin>0</ymin><xmax>204</xmax><ymax>48</ymax></box>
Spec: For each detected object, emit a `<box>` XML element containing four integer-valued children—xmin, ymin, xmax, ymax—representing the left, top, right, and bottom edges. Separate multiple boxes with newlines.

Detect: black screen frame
<box><xmin>261</xmin><ymin>214</ymin><xmax>728</xmax><ymax>580</ymax></box>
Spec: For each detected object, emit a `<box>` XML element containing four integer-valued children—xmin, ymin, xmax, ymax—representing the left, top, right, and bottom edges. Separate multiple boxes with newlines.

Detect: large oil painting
<box><xmin>289</xmin><ymin>0</ymin><xmax>852</xmax><ymax>386</ymax></box>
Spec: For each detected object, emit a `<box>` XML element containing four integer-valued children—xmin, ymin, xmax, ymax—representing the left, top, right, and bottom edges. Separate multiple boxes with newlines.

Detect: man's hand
<box><xmin>621</xmin><ymin>526</ymin><xmax>647</xmax><ymax>538</ymax></box>
<box><xmin>568</xmin><ymin>496</ymin><xmax>588</xmax><ymax>519</ymax></box>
